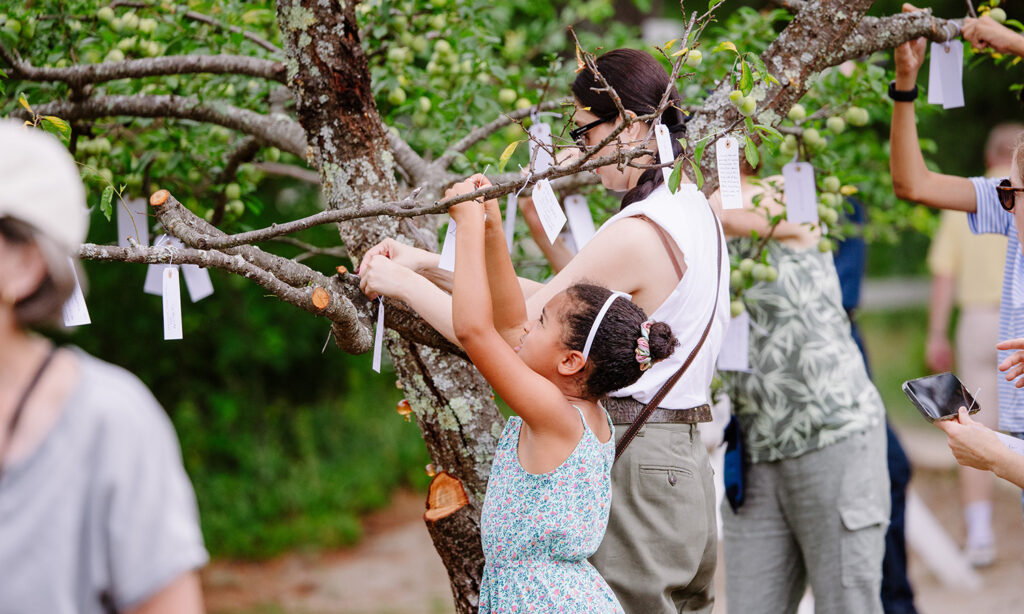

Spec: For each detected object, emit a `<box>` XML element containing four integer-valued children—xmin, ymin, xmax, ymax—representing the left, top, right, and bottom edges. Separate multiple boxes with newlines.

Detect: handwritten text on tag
<box><xmin>716</xmin><ymin>137</ymin><xmax>743</xmax><ymax>210</ymax></box>
<box><xmin>162</xmin><ymin>266</ymin><xmax>183</xmax><ymax>340</ymax></box>
<box><xmin>531</xmin><ymin>179</ymin><xmax>567</xmax><ymax>245</ymax></box>
<box><xmin>782</xmin><ymin>162</ymin><xmax>818</xmax><ymax>224</ymax></box>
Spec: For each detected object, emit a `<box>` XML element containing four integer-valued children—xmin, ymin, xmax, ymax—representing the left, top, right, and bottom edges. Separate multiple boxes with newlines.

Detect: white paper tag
<box><xmin>564</xmin><ymin>194</ymin><xmax>596</xmax><ymax>251</ymax></box>
<box><xmin>438</xmin><ymin>219</ymin><xmax>457</xmax><ymax>272</ymax></box>
<box><xmin>717</xmin><ymin>312</ymin><xmax>750</xmax><ymax>372</ymax></box>
<box><xmin>529</xmin><ymin>122</ymin><xmax>554</xmax><ymax>173</ymax></box>
<box><xmin>531</xmin><ymin>179</ymin><xmax>567</xmax><ymax>245</ymax></box>
<box><xmin>654</xmin><ymin>123</ymin><xmax>675</xmax><ymax>185</ymax></box>
<box><xmin>928</xmin><ymin>41</ymin><xmax>964</xmax><ymax>109</ymax></box>
<box><xmin>559</xmin><ymin>230</ymin><xmax>578</xmax><ymax>255</ymax></box>
<box><xmin>182</xmin><ymin>264</ymin><xmax>214</xmax><ymax>302</ymax></box>
<box><xmin>996</xmin><ymin>431</ymin><xmax>1024</xmax><ymax>456</ymax></box>
<box><xmin>162</xmin><ymin>266</ymin><xmax>183</xmax><ymax>340</ymax></box>
<box><xmin>715</xmin><ymin>137</ymin><xmax>743</xmax><ymax>210</ymax></box>
<box><xmin>505</xmin><ymin>194</ymin><xmax>517</xmax><ymax>251</ymax></box>
<box><xmin>372</xmin><ymin>298</ymin><xmax>385</xmax><ymax>373</ymax></box>
<box><xmin>116</xmin><ymin>197</ymin><xmax>149</xmax><ymax>247</ymax></box>
<box><xmin>782</xmin><ymin>161</ymin><xmax>818</xmax><ymax>224</ymax></box>
<box><xmin>61</xmin><ymin>258</ymin><xmax>91</xmax><ymax>327</ymax></box>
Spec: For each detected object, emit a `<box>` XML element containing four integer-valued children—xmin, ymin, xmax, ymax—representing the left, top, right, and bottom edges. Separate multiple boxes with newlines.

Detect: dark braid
<box><xmin>561</xmin><ymin>283</ymin><xmax>679</xmax><ymax>398</ymax></box>
<box><xmin>571</xmin><ymin>49</ymin><xmax>688</xmax><ymax>209</ymax></box>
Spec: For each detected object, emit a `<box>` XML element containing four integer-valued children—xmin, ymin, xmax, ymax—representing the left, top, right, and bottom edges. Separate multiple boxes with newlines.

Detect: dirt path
<box><xmin>205</xmin><ymin>426</ymin><xmax>1024</xmax><ymax>614</ymax></box>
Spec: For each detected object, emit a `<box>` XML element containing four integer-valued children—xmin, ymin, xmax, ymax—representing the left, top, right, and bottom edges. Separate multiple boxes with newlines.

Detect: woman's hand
<box><xmin>935</xmin><ymin>407</ymin><xmax>1008</xmax><ymax>472</ymax></box>
<box><xmin>359</xmin><ymin>254</ymin><xmax>417</xmax><ymax>301</ymax></box>
<box><xmin>358</xmin><ymin>238</ymin><xmax>434</xmax><ymax>276</ymax></box>
<box><xmin>997</xmin><ymin>338</ymin><xmax>1024</xmax><ymax>387</ymax></box>
<box><xmin>963</xmin><ymin>16</ymin><xmax>1024</xmax><ymax>56</ymax></box>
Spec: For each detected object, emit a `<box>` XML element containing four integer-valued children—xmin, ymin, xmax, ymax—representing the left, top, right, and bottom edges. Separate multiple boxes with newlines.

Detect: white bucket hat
<box><xmin>0</xmin><ymin>120</ymin><xmax>88</xmax><ymax>252</ymax></box>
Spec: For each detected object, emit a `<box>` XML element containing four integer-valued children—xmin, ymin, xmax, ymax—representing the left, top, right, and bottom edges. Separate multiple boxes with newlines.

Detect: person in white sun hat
<box><xmin>0</xmin><ymin>120</ymin><xmax>207</xmax><ymax>614</ymax></box>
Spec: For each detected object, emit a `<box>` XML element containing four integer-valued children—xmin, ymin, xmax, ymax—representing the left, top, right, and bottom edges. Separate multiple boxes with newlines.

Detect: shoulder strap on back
<box><xmin>639</xmin><ymin>215</ymin><xmax>683</xmax><ymax>281</ymax></box>
<box><xmin>615</xmin><ymin>208</ymin><xmax>724</xmax><ymax>461</ymax></box>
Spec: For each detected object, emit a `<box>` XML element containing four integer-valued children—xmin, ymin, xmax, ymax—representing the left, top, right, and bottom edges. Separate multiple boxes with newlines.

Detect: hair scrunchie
<box><xmin>635</xmin><ymin>320</ymin><xmax>654</xmax><ymax>371</ymax></box>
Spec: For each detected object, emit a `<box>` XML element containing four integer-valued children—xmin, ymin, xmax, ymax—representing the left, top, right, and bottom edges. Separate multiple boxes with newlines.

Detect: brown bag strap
<box><xmin>615</xmin><ymin>208</ymin><xmax>724</xmax><ymax>461</ymax></box>
<box><xmin>639</xmin><ymin>215</ymin><xmax>684</xmax><ymax>281</ymax></box>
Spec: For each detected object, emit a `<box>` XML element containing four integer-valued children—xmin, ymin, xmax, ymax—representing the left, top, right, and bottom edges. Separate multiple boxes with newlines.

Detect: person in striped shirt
<box><xmin>890</xmin><ymin>32</ymin><xmax>1024</xmax><ymax>517</ymax></box>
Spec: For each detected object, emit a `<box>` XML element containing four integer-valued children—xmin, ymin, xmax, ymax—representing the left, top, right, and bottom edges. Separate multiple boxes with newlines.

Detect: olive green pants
<box><xmin>590</xmin><ymin>422</ymin><xmax>717</xmax><ymax>614</ymax></box>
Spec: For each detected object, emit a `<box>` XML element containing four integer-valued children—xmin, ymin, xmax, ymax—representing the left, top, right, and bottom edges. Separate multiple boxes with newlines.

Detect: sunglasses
<box><xmin>569</xmin><ymin>115</ymin><xmax>617</xmax><ymax>148</ymax></box>
<box><xmin>997</xmin><ymin>178</ymin><xmax>1024</xmax><ymax>212</ymax></box>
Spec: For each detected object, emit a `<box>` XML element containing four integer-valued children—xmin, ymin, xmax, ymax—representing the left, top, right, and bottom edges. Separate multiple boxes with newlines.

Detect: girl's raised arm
<box><xmin>449</xmin><ymin>200</ymin><xmax>578</xmax><ymax>439</ymax></box>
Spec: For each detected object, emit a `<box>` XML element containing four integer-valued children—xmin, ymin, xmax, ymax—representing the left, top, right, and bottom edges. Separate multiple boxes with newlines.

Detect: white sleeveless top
<box><xmin>602</xmin><ymin>183</ymin><xmax>729</xmax><ymax>410</ymax></box>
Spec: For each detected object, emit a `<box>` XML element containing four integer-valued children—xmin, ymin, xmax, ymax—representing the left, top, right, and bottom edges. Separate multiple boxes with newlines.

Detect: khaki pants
<box><xmin>722</xmin><ymin>421</ymin><xmax>889</xmax><ymax>614</ymax></box>
<box><xmin>590</xmin><ymin>423</ymin><xmax>717</xmax><ymax>614</ymax></box>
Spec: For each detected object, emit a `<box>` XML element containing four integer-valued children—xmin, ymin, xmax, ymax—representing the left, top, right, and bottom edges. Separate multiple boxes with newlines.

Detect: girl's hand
<box><xmin>359</xmin><ymin>255</ymin><xmax>416</xmax><ymax>300</ymax></box>
<box><xmin>358</xmin><ymin>238</ymin><xmax>433</xmax><ymax>276</ymax></box>
<box><xmin>445</xmin><ymin>173</ymin><xmax>497</xmax><ymax>223</ymax></box>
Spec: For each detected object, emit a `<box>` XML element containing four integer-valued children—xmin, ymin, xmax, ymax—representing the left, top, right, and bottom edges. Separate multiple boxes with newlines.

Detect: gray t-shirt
<box><xmin>0</xmin><ymin>350</ymin><xmax>208</xmax><ymax>613</ymax></box>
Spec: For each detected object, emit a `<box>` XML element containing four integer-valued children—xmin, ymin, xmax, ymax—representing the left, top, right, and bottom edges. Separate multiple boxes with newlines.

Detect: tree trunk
<box><xmin>274</xmin><ymin>1</ymin><xmax>502</xmax><ymax>611</ymax></box>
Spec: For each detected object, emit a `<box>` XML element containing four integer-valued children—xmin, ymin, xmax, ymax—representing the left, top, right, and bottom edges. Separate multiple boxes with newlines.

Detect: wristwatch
<box><xmin>888</xmin><ymin>80</ymin><xmax>918</xmax><ymax>102</ymax></box>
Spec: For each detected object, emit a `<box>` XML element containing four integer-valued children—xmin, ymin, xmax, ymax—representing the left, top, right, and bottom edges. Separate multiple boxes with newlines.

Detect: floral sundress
<box><xmin>478</xmin><ymin>404</ymin><xmax>623</xmax><ymax>613</ymax></box>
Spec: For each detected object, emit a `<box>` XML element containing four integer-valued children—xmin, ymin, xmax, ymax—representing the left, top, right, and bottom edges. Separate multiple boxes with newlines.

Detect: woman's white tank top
<box><xmin>602</xmin><ymin>183</ymin><xmax>729</xmax><ymax>409</ymax></box>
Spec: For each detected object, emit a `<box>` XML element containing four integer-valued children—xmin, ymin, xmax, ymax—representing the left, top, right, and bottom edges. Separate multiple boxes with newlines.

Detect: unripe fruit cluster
<box><xmin>729</xmin><ymin>90</ymin><xmax>757</xmax><ymax>116</ymax></box>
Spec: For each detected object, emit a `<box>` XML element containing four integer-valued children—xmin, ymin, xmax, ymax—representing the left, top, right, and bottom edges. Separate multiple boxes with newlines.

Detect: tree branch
<box><xmin>435</xmin><ymin>100</ymin><xmax>565</xmax><ymax>168</ymax></box>
<box><xmin>254</xmin><ymin>161</ymin><xmax>321</xmax><ymax>184</ymax></box>
<box><xmin>20</xmin><ymin>95</ymin><xmax>307</xmax><ymax>158</ymax></box>
<box><xmin>0</xmin><ymin>43</ymin><xmax>287</xmax><ymax>86</ymax></box>
<box><xmin>827</xmin><ymin>11</ymin><xmax>962</xmax><ymax>65</ymax></box>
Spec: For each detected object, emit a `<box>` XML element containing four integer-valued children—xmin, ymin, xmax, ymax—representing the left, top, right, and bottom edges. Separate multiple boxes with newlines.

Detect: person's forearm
<box><xmin>452</xmin><ymin>212</ymin><xmax>494</xmax><ymax>344</ymax></box>
<box><xmin>889</xmin><ymin>71</ymin><xmax>930</xmax><ymax>203</ymax></box>
<box><xmin>991</xmin><ymin>446</ymin><xmax>1024</xmax><ymax>489</ymax></box>
<box><xmin>927</xmin><ymin>274</ymin><xmax>955</xmax><ymax>338</ymax></box>
<box><xmin>394</xmin><ymin>272</ymin><xmax>461</xmax><ymax>347</ymax></box>
<box><xmin>484</xmin><ymin>221</ymin><xmax>528</xmax><ymax>345</ymax></box>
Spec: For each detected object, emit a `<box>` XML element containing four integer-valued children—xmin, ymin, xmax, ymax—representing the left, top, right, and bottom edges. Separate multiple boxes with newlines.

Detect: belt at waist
<box><xmin>603</xmin><ymin>397</ymin><xmax>712</xmax><ymax>424</ymax></box>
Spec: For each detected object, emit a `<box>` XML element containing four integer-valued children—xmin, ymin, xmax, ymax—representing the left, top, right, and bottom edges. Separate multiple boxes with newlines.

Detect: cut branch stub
<box><xmin>424</xmin><ymin>471</ymin><xmax>470</xmax><ymax>522</ymax></box>
<box><xmin>150</xmin><ymin>189</ymin><xmax>170</xmax><ymax>208</ymax></box>
<box><xmin>311</xmin><ymin>286</ymin><xmax>330</xmax><ymax>311</ymax></box>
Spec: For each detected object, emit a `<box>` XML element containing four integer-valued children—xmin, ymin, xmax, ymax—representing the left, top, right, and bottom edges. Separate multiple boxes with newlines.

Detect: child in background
<box><xmin>446</xmin><ymin>174</ymin><xmax>678</xmax><ymax>613</ymax></box>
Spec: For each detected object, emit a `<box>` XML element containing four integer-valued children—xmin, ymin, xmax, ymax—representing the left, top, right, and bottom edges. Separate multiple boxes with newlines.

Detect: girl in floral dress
<box><xmin>445</xmin><ymin>175</ymin><xmax>679</xmax><ymax>613</ymax></box>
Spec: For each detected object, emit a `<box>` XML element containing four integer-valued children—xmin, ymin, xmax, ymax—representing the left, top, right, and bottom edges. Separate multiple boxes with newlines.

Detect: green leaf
<box><xmin>41</xmin><ymin>115</ymin><xmax>70</xmax><ymax>137</ymax></box>
<box><xmin>754</xmin><ymin>123</ymin><xmax>783</xmax><ymax>140</ymax></box>
<box><xmin>1005</xmin><ymin>18</ymin><xmax>1024</xmax><ymax>30</ymax></box>
<box><xmin>497</xmin><ymin>140</ymin><xmax>522</xmax><ymax>173</ymax></box>
<box><xmin>100</xmin><ymin>185</ymin><xmax>114</xmax><ymax>221</ymax></box>
<box><xmin>744</xmin><ymin>135</ymin><xmax>760</xmax><ymax>169</ymax></box>
<box><xmin>688</xmin><ymin>159</ymin><xmax>704</xmax><ymax>190</ymax></box>
<box><xmin>739</xmin><ymin>60</ymin><xmax>752</xmax><ymax>96</ymax></box>
<box><xmin>18</xmin><ymin>93</ymin><xmax>31</xmax><ymax>114</ymax></box>
<box><xmin>669</xmin><ymin>157</ymin><xmax>684</xmax><ymax>193</ymax></box>
<box><xmin>0</xmin><ymin>67</ymin><xmax>7</xmax><ymax>78</ymax></box>
<box><xmin>711</xmin><ymin>41</ymin><xmax>737</xmax><ymax>54</ymax></box>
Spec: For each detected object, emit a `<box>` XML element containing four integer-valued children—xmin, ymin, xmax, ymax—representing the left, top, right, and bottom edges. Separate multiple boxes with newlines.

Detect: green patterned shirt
<box><xmin>723</xmin><ymin>241</ymin><xmax>884</xmax><ymax>463</ymax></box>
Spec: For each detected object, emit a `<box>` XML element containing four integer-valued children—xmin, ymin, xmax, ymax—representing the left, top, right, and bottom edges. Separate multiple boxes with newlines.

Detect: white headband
<box><xmin>582</xmin><ymin>291</ymin><xmax>633</xmax><ymax>361</ymax></box>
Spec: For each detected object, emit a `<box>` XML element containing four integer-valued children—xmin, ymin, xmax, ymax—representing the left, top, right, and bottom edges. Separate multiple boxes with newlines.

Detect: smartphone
<box><xmin>901</xmin><ymin>372</ymin><xmax>980</xmax><ymax>423</ymax></box>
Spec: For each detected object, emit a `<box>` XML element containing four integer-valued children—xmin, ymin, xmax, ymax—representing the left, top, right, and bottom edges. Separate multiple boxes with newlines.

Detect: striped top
<box><xmin>966</xmin><ymin>176</ymin><xmax>1024</xmax><ymax>432</ymax></box>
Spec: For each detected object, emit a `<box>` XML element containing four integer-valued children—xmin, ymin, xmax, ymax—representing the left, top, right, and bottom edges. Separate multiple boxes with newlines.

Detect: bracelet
<box><xmin>888</xmin><ymin>80</ymin><xmax>918</xmax><ymax>102</ymax></box>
